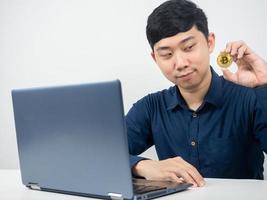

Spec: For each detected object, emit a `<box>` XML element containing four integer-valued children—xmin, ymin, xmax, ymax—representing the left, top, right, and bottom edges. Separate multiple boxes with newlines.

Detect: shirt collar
<box><xmin>166</xmin><ymin>67</ymin><xmax>223</xmax><ymax>111</ymax></box>
<box><xmin>204</xmin><ymin>67</ymin><xmax>223</xmax><ymax>107</ymax></box>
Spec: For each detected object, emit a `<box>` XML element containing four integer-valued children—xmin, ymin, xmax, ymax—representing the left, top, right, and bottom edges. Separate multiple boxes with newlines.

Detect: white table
<box><xmin>0</xmin><ymin>170</ymin><xmax>266</xmax><ymax>200</ymax></box>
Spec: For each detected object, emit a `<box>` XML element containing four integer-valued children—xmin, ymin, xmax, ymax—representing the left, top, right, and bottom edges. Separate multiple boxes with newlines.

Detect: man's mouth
<box><xmin>177</xmin><ymin>71</ymin><xmax>195</xmax><ymax>78</ymax></box>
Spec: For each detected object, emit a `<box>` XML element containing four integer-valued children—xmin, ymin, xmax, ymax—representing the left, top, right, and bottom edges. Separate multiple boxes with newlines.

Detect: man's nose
<box><xmin>174</xmin><ymin>53</ymin><xmax>189</xmax><ymax>70</ymax></box>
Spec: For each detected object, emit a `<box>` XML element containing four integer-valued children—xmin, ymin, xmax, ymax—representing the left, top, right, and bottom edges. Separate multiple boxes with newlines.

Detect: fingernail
<box><xmin>200</xmin><ymin>181</ymin><xmax>205</xmax><ymax>187</ymax></box>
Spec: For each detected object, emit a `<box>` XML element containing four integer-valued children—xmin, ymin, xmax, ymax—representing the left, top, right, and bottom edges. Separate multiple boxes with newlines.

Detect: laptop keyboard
<box><xmin>133</xmin><ymin>183</ymin><xmax>166</xmax><ymax>194</ymax></box>
<box><xmin>132</xmin><ymin>178</ymin><xmax>167</xmax><ymax>194</ymax></box>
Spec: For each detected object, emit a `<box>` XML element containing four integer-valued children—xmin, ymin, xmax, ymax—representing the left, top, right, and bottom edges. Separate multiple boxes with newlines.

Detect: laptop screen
<box><xmin>12</xmin><ymin>80</ymin><xmax>134</xmax><ymax>199</ymax></box>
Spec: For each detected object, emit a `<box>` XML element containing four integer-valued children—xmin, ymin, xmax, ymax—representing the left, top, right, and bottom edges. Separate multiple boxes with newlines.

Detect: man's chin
<box><xmin>176</xmin><ymin>82</ymin><xmax>198</xmax><ymax>91</ymax></box>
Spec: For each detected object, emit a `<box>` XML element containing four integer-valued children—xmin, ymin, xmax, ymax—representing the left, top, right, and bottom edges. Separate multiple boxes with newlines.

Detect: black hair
<box><xmin>146</xmin><ymin>0</ymin><xmax>209</xmax><ymax>49</ymax></box>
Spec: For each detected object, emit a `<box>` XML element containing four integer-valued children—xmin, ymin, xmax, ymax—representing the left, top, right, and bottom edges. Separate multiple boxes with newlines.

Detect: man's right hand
<box><xmin>132</xmin><ymin>157</ymin><xmax>205</xmax><ymax>187</ymax></box>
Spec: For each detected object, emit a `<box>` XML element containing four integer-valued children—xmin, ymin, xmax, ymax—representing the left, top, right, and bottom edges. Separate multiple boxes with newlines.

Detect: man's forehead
<box><xmin>155</xmin><ymin>35</ymin><xmax>196</xmax><ymax>51</ymax></box>
<box><xmin>154</xmin><ymin>26</ymin><xmax>199</xmax><ymax>50</ymax></box>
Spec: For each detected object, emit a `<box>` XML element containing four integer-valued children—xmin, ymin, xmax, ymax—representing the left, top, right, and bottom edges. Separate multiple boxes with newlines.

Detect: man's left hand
<box><xmin>221</xmin><ymin>40</ymin><xmax>267</xmax><ymax>88</ymax></box>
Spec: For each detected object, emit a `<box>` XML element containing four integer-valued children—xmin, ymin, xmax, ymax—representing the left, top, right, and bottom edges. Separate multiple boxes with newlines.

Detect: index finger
<box><xmin>174</xmin><ymin>157</ymin><xmax>205</xmax><ymax>187</ymax></box>
<box><xmin>184</xmin><ymin>165</ymin><xmax>205</xmax><ymax>187</ymax></box>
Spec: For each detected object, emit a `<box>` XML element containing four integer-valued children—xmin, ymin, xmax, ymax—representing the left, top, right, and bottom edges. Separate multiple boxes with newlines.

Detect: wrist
<box><xmin>257</xmin><ymin>60</ymin><xmax>267</xmax><ymax>86</ymax></box>
<box><xmin>132</xmin><ymin>159</ymin><xmax>152</xmax><ymax>178</ymax></box>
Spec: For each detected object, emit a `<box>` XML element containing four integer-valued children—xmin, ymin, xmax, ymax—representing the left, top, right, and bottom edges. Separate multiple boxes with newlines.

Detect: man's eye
<box><xmin>184</xmin><ymin>44</ymin><xmax>195</xmax><ymax>51</ymax></box>
<box><xmin>160</xmin><ymin>53</ymin><xmax>172</xmax><ymax>58</ymax></box>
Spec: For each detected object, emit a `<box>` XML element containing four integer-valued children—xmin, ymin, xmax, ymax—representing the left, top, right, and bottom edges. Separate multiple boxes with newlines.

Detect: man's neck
<box><xmin>179</xmin><ymin>69</ymin><xmax>212</xmax><ymax>111</ymax></box>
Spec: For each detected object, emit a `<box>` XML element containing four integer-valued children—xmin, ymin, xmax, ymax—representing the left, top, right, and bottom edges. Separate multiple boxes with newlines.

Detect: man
<box><xmin>126</xmin><ymin>0</ymin><xmax>267</xmax><ymax>187</ymax></box>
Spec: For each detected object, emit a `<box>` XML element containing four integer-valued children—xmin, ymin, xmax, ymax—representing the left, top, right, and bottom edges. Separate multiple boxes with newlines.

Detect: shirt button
<box><xmin>192</xmin><ymin>112</ymin><xmax>197</xmax><ymax>117</ymax></box>
<box><xmin>191</xmin><ymin>141</ymin><xmax>196</xmax><ymax>146</ymax></box>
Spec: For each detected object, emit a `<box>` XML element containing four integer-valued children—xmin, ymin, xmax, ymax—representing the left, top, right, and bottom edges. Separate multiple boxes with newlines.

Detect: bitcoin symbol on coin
<box><xmin>221</xmin><ymin>56</ymin><xmax>228</xmax><ymax>64</ymax></box>
<box><xmin>217</xmin><ymin>52</ymin><xmax>233</xmax><ymax>68</ymax></box>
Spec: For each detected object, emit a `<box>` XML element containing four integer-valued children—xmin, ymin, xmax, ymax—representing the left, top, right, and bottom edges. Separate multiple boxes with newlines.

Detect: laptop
<box><xmin>12</xmin><ymin>80</ymin><xmax>192</xmax><ymax>200</ymax></box>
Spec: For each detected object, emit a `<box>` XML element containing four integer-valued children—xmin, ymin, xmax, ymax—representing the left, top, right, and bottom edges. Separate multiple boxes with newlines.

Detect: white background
<box><xmin>1</xmin><ymin>0</ymin><xmax>267</xmax><ymax>177</ymax></box>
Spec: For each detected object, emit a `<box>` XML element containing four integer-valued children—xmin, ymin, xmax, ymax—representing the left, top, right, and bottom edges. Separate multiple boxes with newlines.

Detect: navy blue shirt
<box><xmin>126</xmin><ymin>67</ymin><xmax>267</xmax><ymax>179</ymax></box>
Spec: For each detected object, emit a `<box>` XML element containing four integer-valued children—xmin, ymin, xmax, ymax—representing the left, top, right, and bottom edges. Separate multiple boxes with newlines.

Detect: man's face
<box><xmin>152</xmin><ymin>26</ymin><xmax>215</xmax><ymax>91</ymax></box>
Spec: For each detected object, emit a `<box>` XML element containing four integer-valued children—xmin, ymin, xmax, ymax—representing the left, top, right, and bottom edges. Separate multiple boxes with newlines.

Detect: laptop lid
<box><xmin>12</xmin><ymin>80</ymin><xmax>134</xmax><ymax>199</ymax></box>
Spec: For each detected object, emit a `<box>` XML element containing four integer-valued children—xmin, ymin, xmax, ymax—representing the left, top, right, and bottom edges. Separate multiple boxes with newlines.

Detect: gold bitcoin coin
<box><xmin>217</xmin><ymin>52</ymin><xmax>233</xmax><ymax>68</ymax></box>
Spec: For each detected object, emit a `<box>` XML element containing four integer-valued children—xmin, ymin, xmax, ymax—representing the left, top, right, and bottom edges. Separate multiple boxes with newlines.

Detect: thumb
<box><xmin>221</xmin><ymin>69</ymin><xmax>238</xmax><ymax>84</ymax></box>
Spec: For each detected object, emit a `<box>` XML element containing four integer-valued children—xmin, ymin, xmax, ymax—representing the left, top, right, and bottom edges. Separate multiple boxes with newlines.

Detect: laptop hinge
<box><xmin>108</xmin><ymin>192</ymin><xmax>123</xmax><ymax>200</ymax></box>
<box><xmin>28</xmin><ymin>183</ymin><xmax>41</xmax><ymax>190</ymax></box>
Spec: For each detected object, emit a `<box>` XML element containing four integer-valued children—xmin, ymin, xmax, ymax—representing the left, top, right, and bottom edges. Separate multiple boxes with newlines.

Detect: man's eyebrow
<box><xmin>156</xmin><ymin>35</ymin><xmax>195</xmax><ymax>52</ymax></box>
<box><xmin>180</xmin><ymin>35</ymin><xmax>195</xmax><ymax>44</ymax></box>
<box><xmin>156</xmin><ymin>46</ymin><xmax>171</xmax><ymax>52</ymax></box>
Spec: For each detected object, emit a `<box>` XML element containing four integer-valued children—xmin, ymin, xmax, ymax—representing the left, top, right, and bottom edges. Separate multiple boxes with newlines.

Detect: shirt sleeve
<box><xmin>129</xmin><ymin>155</ymin><xmax>149</xmax><ymax>170</ymax></box>
<box><xmin>253</xmin><ymin>85</ymin><xmax>267</xmax><ymax>153</ymax></box>
<box><xmin>126</xmin><ymin>95</ymin><xmax>154</xmax><ymax>168</ymax></box>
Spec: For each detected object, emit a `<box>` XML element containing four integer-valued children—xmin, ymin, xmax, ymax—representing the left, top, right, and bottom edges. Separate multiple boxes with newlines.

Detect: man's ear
<box><xmin>208</xmin><ymin>32</ymin><xmax>215</xmax><ymax>53</ymax></box>
<box><xmin>151</xmin><ymin>51</ymin><xmax>156</xmax><ymax>62</ymax></box>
